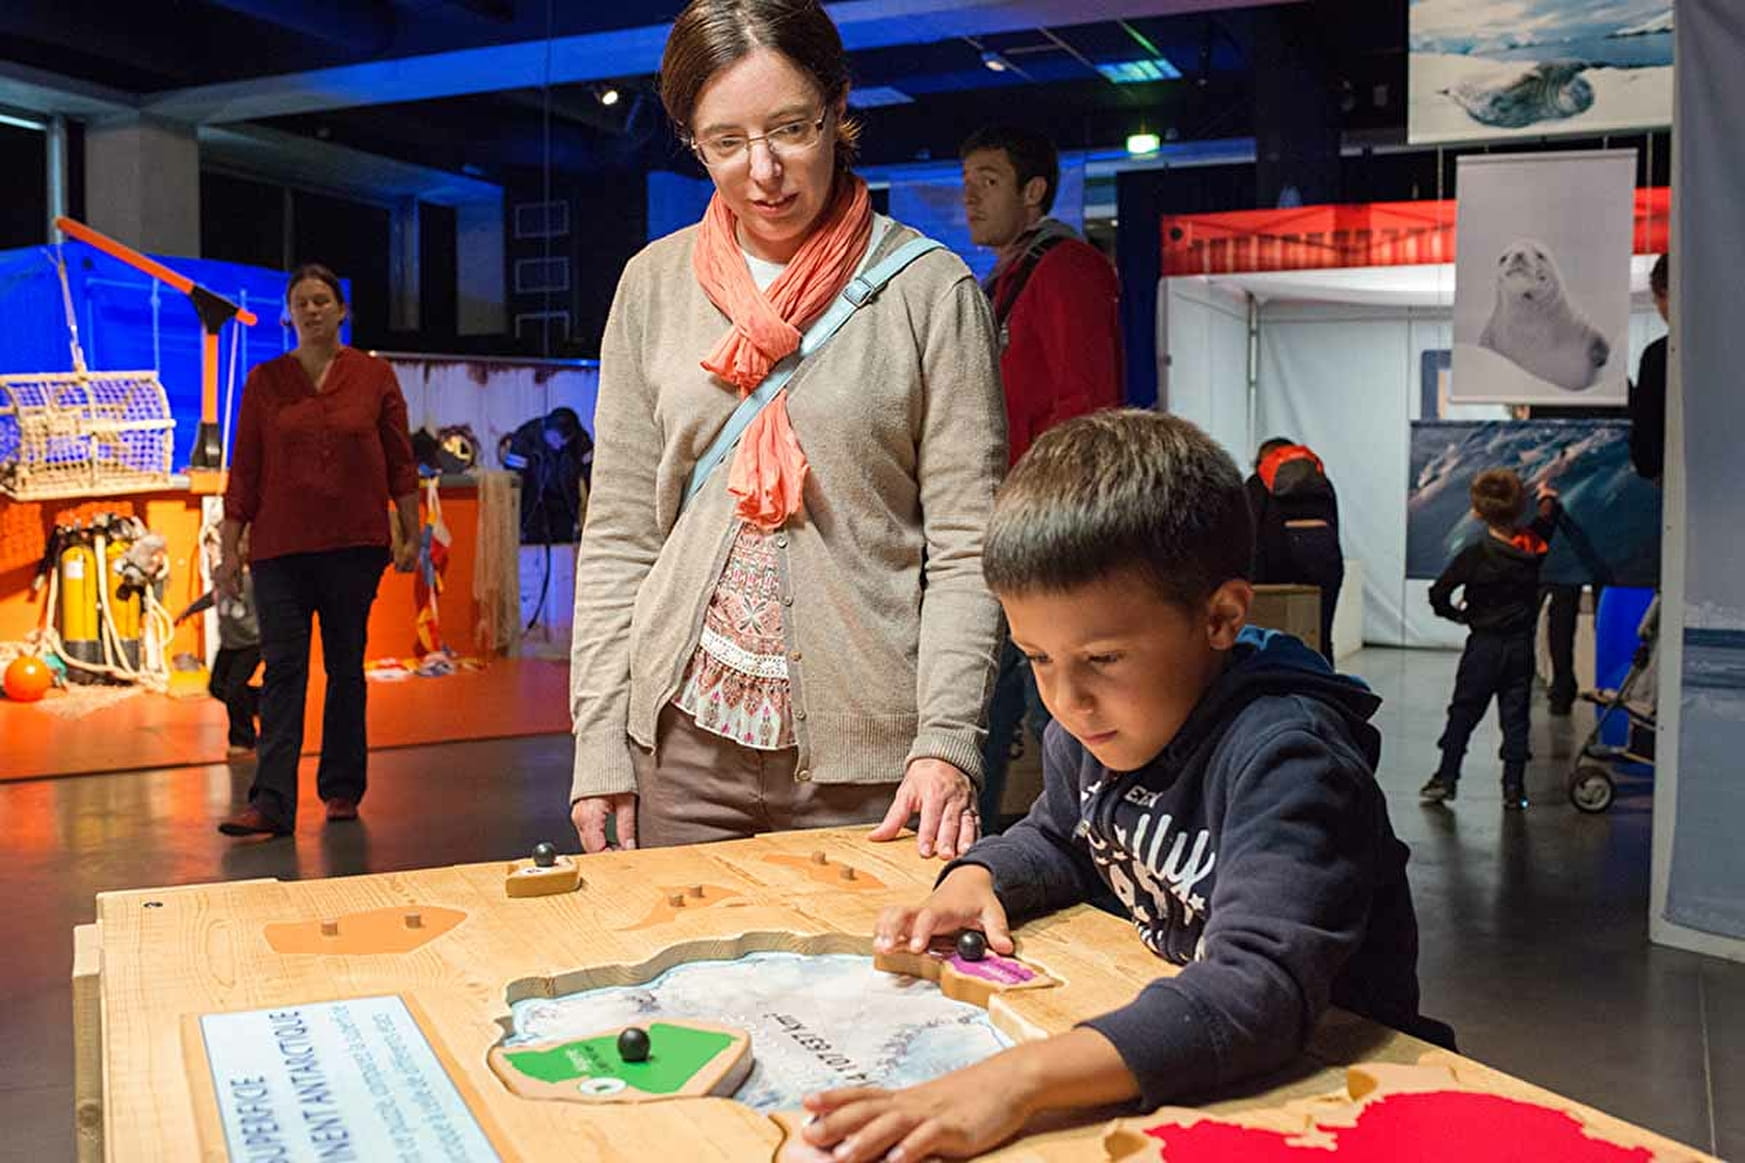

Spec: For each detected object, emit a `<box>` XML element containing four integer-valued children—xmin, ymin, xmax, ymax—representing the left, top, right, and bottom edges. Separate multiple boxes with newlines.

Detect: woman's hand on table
<box><xmin>571</xmin><ymin>793</ymin><xmax>638</xmax><ymax>853</ymax></box>
<box><xmin>869</xmin><ymin>758</ymin><xmax>979</xmax><ymax>860</ymax></box>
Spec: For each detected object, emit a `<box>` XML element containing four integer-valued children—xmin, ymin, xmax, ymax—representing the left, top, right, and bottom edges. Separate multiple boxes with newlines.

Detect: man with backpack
<box><xmin>1247</xmin><ymin>438</ymin><xmax>1344</xmax><ymax>664</ymax></box>
<box><xmin>961</xmin><ymin>124</ymin><xmax>1124</xmax><ymax>827</ymax></box>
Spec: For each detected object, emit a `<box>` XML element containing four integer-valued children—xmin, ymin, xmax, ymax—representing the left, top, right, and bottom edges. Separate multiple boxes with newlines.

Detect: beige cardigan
<box><xmin>568</xmin><ymin>220</ymin><xmax>1007</xmax><ymax>803</ymax></box>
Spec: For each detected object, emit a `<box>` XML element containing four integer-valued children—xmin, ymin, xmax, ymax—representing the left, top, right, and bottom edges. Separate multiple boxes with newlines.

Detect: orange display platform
<box><xmin>0</xmin><ymin>478</ymin><xmax>568</xmax><ymax>781</ymax></box>
<box><xmin>0</xmin><ymin>481</ymin><xmax>501</xmax><ymax>662</ymax></box>
<box><xmin>0</xmin><ymin>657</ymin><xmax>570</xmax><ymax>782</ymax></box>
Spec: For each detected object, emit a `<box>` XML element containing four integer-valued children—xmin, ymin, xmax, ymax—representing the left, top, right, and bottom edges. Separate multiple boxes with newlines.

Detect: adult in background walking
<box><xmin>217</xmin><ymin>264</ymin><xmax>419</xmax><ymax>837</ymax></box>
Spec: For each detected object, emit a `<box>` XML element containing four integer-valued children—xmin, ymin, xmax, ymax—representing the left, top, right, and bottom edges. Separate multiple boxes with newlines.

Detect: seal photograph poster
<box><xmin>1409</xmin><ymin>0</ymin><xmax>1672</xmax><ymax>144</ymax></box>
<box><xmin>1450</xmin><ymin>151</ymin><xmax>1633</xmax><ymax>406</ymax></box>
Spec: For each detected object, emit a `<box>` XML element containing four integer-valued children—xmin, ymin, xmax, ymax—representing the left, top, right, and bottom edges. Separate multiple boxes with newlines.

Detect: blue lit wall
<box><xmin>0</xmin><ymin>241</ymin><xmax>347</xmax><ymax>471</ymax></box>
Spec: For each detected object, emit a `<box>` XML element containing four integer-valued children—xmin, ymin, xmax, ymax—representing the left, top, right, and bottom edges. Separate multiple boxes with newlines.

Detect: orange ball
<box><xmin>3</xmin><ymin>655</ymin><xmax>53</xmax><ymax>702</ymax></box>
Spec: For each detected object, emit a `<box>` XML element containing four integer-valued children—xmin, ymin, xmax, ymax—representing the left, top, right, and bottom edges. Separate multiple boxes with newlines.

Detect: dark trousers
<box><xmin>209</xmin><ymin>645</ymin><xmax>261</xmax><ymax>749</ymax></box>
<box><xmin>979</xmin><ymin>636</ymin><xmax>1052</xmax><ymax>829</ymax></box>
<box><xmin>1436</xmin><ymin>632</ymin><xmax>1534</xmax><ymax>787</ymax></box>
<box><xmin>1543</xmin><ymin>584</ymin><xmax>1602</xmax><ymax>709</ymax></box>
<box><xmin>249</xmin><ymin>547</ymin><xmax>388</xmax><ymax>825</ymax></box>
<box><xmin>1283</xmin><ymin>525</ymin><xmax>1344</xmax><ymax>665</ymax></box>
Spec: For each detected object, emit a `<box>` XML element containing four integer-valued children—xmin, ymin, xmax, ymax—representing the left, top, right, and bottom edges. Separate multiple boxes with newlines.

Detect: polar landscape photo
<box><xmin>1409</xmin><ymin>0</ymin><xmax>1672</xmax><ymax>144</ymax></box>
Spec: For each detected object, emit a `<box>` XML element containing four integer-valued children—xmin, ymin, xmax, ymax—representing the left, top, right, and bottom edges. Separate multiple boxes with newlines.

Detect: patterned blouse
<box><xmin>672</xmin><ymin>521</ymin><xmax>794</xmax><ymax>749</ymax></box>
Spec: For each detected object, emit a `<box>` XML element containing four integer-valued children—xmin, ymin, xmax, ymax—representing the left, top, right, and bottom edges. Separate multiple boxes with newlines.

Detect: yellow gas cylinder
<box><xmin>57</xmin><ymin>534</ymin><xmax>101</xmax><ymax>682</ymax></box>
<box><xmin>103</xmin><ymin>534</ymin><xmax>142</xmax><ymax>673</ymax></box>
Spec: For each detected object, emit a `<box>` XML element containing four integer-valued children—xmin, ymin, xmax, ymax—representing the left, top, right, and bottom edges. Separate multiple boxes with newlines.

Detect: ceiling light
<box><xmin>847</xmin><ymin>87</ymin><xmax>914</xmax><ymax>109</ymax></box>
<box><xmin>981</xmin><ymin>50</ymin><xmax>1011</xmax><ymax>72</ymax></box>
<box><xmin>599</xmin><ymin>87</ymin><xmax>621</xmax><ymax>107</ymax></box>
<box><xmin>0</xmin><ymin>112</ymin><xmax>46</xmax><ymax>132</ymax></box>
<box><xmin>1096</xmin><ymin>58</ymin><xmax>1183</xmax><ymax>84</ymax></box>
<box><xmin>1127</xmin><ymin>132</ymin><xmax>1162</xmax><ymax>156</ymax></box>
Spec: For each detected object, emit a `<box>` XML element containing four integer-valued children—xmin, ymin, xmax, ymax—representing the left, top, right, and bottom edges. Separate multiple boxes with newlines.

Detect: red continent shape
<box><xmin>1145</xmin><ymin>1090</ymin><xmax>1657</xmax><ymax>1162</ymax></box>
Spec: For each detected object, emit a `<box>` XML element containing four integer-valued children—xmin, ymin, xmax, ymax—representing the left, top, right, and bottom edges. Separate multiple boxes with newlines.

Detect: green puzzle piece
<box><xmin>505</xmin><ymin>1023</ymin><xmax>737</xmax><ymax>1095</ymax></box>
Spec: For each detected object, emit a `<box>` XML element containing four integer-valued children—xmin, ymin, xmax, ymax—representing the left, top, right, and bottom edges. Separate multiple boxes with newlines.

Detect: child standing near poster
<box><xmin>1422</xmin><ymin>469</ymin><xmax>1559</xmax><ymax>809</ymax></box>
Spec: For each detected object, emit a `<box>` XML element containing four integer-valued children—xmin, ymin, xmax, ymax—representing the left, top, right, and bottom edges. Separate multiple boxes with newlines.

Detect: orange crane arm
<box><xmin>54</xmin><ymin>217</ymin><xmax>259</xmax><ymax>326</ymax></box>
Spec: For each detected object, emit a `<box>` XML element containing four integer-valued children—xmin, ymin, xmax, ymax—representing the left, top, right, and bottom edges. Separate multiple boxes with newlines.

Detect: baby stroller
<box><xmin>1567</xmin><ymin>595</ymin><xmax>1658</xmax><ymax>813</ymax></box>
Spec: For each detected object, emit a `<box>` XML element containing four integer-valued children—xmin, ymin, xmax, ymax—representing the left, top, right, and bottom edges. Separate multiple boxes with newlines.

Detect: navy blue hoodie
<box><xmin>949</xmin><ymin>627</ymin><xmax>1429</xmax><ymax>1109</ymax></box>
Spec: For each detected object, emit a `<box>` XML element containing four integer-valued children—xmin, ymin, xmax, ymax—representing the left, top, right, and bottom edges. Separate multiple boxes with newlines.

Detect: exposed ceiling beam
<box><xmin>200</xmin><ymin>123</ymin><xmax>503</xmax><ymax>207</ymax></box>
<box><xmin>143</xmin><ymin>0</ymin><xmax>1284</xmax><ymax>124</ymax></box>
<box><xmin>0</xmin><ymin>60</ymin><xmax>137</xmax><ymax>119</ymax></box>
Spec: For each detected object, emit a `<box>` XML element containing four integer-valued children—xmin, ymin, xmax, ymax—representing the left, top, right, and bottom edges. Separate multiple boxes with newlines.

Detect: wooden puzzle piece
<box><xmin>488</xmin><ymin>1021</ymin><xmax>753</xmax><ymax>1104</ymax></box>
<box><xmin>620</xmin><ymin>883</ymin><xmax>747</xmax><ymax>930</ymax></box>
<box><xmin>768</xmin><ymin>1110</ymin><xmax>827</xmax><ymax>1163</ymax></box>
<box><xmin>263</xmin><ymin>906</ymin><xmax>466</xmax><ymax>955</ymax></box>
<box><xmin>1103</xmin><ymin>1057</ymin><xmax>1694</xmax><ymax>1162</ymax></box>
<box><xmin>504</xmin><ymin>856</ymin><xmax>584</xmax><ymax>898</ymax></box>
<box><xmin>873</xmin><ymin>940</ymin><xmax>1057</xmax><ymax>1008</ymax></box>
<box><xmin>762</xmin><ymin>851</ymin><xmax>887</xmax><ymax>891</ymax></box>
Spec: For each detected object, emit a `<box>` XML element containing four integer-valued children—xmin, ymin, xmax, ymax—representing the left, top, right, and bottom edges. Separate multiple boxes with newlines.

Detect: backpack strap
<box><xmin>679</xmin><ymin>233</ymin><xmax>945</xmax><ymax>515</ymax></box>
<box><xmin>987</xmin><ymin>229</ymin><xmax>1069</xmax><ymax>327</ymax></box>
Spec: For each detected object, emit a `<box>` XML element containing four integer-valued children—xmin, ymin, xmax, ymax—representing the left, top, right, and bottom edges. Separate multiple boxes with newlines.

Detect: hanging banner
<box><xmin>1663</xmin><ymin>0</ymin><xmax>1745</xmax><ymax>945</ymax></box>
<box><xmin>1409</xmin><ymin>0</ymin><xmax>1673</xmax><ymax>144</ymax></box>
<box><xmin>1450</xmin><ymin>151</ymin><xmax>1634</xmax><ymax>406</ymax></box>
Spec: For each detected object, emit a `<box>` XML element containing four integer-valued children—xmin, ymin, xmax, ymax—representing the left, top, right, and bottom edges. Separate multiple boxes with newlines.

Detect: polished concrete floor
<box><xmin>2</xmin><ymin>647</ymin><xmax>1740</xmax><ymax>1161</ymax></box>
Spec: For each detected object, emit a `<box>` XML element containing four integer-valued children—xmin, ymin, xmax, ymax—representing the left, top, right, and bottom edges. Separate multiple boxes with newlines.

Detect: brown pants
<box><xmin>631</xmin><ymin>704</ymin><xmax>894</xmax><ymax>849</ymax></box>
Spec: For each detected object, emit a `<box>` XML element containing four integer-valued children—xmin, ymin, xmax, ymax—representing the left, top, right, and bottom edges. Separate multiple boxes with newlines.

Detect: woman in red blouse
<box><xmin>215</xmin><ymin>265</ymin><xmax>420</xmax><ymax>837</ymax></box>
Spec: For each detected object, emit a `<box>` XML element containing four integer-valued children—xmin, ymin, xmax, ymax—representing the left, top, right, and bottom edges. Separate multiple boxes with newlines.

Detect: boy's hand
<box><xmin>787</xmin><ymin>1055</ymin><xmax>1034</xmax><ymax>1163</ymax></box>
<box><xmin>874</xmin><ymin>866</ymin><xmax>1013</xmax><ymax>956</ymax></box>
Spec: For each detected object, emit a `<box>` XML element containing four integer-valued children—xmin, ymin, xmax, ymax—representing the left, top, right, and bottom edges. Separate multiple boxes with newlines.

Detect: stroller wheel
<box><xmin>1569</xmin><ymin>765</ymin><xmax>1615</xmax><ymax>814</ymax></box>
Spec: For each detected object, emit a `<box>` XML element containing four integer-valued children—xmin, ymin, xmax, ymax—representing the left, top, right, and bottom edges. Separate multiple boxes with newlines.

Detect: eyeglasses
<box><xmin>689</xmin><ymin>111</ymin><xmax>828</xmax><ymax>169</ymax></box>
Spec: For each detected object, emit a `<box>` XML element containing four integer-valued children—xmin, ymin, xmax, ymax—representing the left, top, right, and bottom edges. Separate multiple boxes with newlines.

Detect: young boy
<box><xmin>1421</xmin><ymin>469</ymin><xmax>1559</xmax><ymax>810</ymax></box>
<box><xmin>177</xmin><ymin>536</ymin><xmax>261</xmax><ymax>756</ymax></box>
<box><xmin>791</xmin><ymin>411</ymin><xmax>1440</xmax><ymax>1163</ymax></box>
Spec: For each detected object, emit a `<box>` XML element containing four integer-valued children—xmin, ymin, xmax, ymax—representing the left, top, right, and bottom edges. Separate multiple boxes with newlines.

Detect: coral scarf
<box><xmin>692</xmin><ymin>175</ymin><xmax>873</xmax><ymax>529</ymax></box>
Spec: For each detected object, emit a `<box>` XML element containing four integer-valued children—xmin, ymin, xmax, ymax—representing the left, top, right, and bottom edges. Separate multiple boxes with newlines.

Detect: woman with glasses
<box><xmin>568</xmin><ymin>0</ymin><xmax>1005</xmax><ymax>861</ymax></box>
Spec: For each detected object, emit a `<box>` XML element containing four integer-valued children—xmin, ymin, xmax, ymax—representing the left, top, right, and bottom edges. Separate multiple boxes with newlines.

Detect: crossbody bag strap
<box><xmin>678</xmin><ymin>233</ymin><xmax>944</xmax><ymax>515</ymax></box>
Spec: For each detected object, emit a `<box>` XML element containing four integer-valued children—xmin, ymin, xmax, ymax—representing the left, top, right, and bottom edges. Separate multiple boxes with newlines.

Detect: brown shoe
<box><xmin>324</xmin><ymin>798</ymin><xmax>359</xmax><ymax>822</ymax></box>
<box><xmin>218</xmin><ymin>806</ymin><xmax>291</xmax><ymax>837</ymax></box>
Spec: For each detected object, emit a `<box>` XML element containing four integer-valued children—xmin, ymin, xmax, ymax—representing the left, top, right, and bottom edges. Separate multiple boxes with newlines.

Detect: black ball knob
<box><xmin>532</xmin><ymin>842</ymin><xmax>557</xmax><ymax>868</ymax></box>
<box><xmin>617</xmin><ymin>1026</ymin><xmax>651</xmax><ymax>1063</ymax></box>
<box><xmin>956</xmin><ymin>930</ymin><xmax>988</xmax><ymax>962</ymax></box>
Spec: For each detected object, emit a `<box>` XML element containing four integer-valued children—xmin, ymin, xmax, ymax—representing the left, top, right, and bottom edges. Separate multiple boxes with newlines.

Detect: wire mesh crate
<box><xmin>0</xmin><ymin>370</ymin><xmax>176</xmax><ymax>501</ymax></box>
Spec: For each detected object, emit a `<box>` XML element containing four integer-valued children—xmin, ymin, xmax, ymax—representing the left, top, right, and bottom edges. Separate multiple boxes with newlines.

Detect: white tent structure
<box><xmin>1161</xmin><ymin>257</ymin><xmax>1667</xmax><ymax>651</ymax></box>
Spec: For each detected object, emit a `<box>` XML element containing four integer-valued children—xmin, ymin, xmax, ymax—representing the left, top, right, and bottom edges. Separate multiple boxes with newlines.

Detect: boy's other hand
<box><xmin>874</xmin><ymin>866</ymin><xmax>1013</xmax><ymax>956</ymax></box>
<box><xmin>789</xmin><ymin>1054</ymin><xmax>1033</xmax><ymax>1163</ymax></box>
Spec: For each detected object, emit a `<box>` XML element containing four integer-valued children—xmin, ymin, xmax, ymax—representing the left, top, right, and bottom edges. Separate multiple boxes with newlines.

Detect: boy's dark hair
<box><xmin>959</xmin><ymin>125</ymin><xmax>1060</xmax><ymax>215</ymax></box>
<box><xmin>1254</xmin><ymin>436</ymin><xmax>1293</xmax><ymax>468</ymax></box>
<box><xmin>1470</xmin><ymin>468</ymin><xmax>1525</xmax><ymax>530</ymax></box>
<box><xmin>984</xmin><ymin>410</ymin><xmax>1252</xmax><ymax>607</ymax></box>
<box><xmin>1650</xmin><ymin>252</ymin><xmax>1670</xmax><ymax>298</ymax></box>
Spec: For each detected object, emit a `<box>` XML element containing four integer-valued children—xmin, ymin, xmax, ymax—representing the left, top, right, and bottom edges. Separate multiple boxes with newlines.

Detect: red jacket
<box><xmin>224</xmin><ymin>348</ymin><xmax>418</xmax><ymax>562</ymax></box>
<box><xmin>985</xmin><ymin>233</ymin><xmax>1123</xmax><ymax>464</ymax></box>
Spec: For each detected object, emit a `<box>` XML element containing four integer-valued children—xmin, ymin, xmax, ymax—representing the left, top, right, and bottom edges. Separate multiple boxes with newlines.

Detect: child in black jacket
<box><xmin>789</xmin><ymin>412</ymin><xmax>1444</xmax><ymax>1163</ymax></box>
<box><xmin>1421</xmin><ymin>468</ymin><xmax>1559</xmax><ymax>809</ymax></box>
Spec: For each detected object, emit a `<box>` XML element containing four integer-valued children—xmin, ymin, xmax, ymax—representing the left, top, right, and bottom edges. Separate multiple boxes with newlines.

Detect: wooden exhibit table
<box><xmin>73</xmin><ymin>827</ymin><xmax>1712</xmax><ymax>1162</ymax></box>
